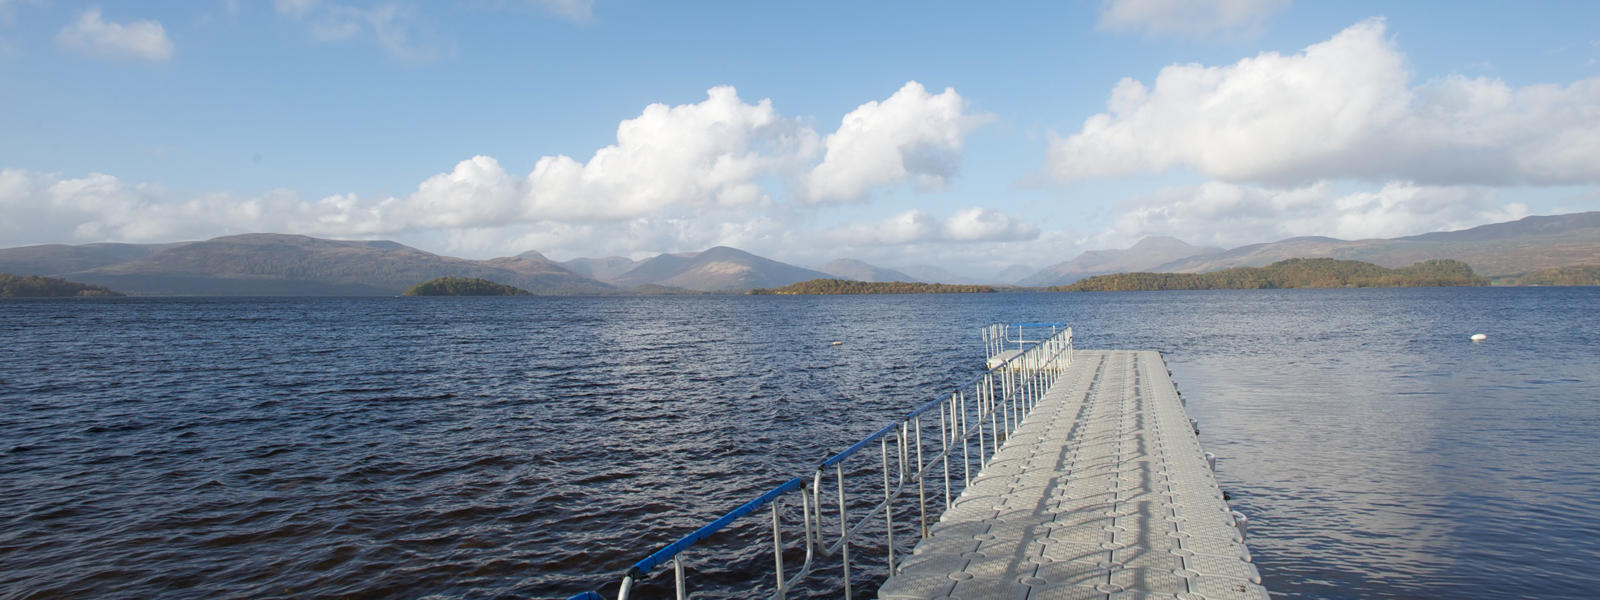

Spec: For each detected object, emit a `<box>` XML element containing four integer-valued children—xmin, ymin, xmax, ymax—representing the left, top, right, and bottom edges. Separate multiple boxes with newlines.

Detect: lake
<box><xmin>1</xmin><ymin>288</ymin><xmax>1597</xmax><ymax>599</ymax></box>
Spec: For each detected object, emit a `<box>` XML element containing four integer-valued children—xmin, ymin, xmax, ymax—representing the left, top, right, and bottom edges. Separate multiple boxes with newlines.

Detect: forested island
<box><xmin>1494</xmin><ymin>265</ymin><xmax>1600</xmax><ymax>286</ymax></box>
<box><xmin>401</xmin><ymin>277</ymin><xmax>531</xmax><ymax>296</ymax></box>
<box><xmin>749</xmin><ymin>279</ymin><xmax>996</xmax><ymax>295</ymax></box>
<box><xmin>1053</xmin><ymin>259</ymin><xmax>1488</xmax><ymax>292</ymax></box>
<box><xmin>0</xmin><ymin>273</ymin><xmax>123</xmax><ymax>297</ymax></box>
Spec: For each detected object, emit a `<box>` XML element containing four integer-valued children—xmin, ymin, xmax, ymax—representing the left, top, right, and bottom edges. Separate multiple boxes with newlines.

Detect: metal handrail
<box><xmin>579</xmin><ymin>323</ymin><xmax>1075</xmax><ymax>600</ymax></box>
<box><xmin>984</xmin><ymin>322</ymin><xmax>1066</xmax><ymax>356</ymax></box>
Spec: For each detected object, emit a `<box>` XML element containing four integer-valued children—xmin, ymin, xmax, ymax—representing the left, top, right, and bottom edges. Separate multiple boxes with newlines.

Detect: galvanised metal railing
<box><xmin>983</xmin><ymin>322</ymin><xmax>1065</xmax><ymax>358</ymax></box>
<box><xmin>575</xmin><ymin>323</ymin><xmax>1073</xmax><ymax>600</ymax></box>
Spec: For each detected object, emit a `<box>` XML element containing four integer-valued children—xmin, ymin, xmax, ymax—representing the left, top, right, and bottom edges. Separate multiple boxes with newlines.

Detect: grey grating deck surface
<box><xmin>878</xmin><ymin>350</ymin><xmax>1269</xmax><ymax>600</ymax></box>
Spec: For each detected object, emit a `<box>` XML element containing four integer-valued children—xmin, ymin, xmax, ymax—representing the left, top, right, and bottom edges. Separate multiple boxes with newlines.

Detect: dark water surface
<box><xmin>1</xmin><ymin>289</ymin><xmax>1597</xmax><ymax>599</ymax></box>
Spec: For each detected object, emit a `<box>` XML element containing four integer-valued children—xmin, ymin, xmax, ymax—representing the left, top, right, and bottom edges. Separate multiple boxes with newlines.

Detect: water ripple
<box><xmin>1</xmin><ymin>289</ymin><xmax>1597</xmax><ymax>599</ymax></box>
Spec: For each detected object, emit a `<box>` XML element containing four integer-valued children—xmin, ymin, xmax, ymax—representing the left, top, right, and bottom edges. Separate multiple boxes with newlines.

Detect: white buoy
<box><xmin>1470</xmin><ymin>333</ymin><xmax>1487</xmax><ymax>342</ymax></box>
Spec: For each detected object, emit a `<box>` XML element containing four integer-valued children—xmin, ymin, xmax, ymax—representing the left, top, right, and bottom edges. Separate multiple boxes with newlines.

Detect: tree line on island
<box><xmin>401</xmin><ymin>277</ymin><xmax>531</xmax><ymax>296</ymax></box>
<box><xmin>1492</xmin><ymin>265</ymin><xmax>1600</xmax><ymax>286</ymax></box>
<box><xmin>1052</xmin><ymin>258</ymin><xmax>1490</xmax><ymax>292</ymax></box>
<box><xmin>0</xmin><ymin>274</ymin><xmax>123</xmax><ymax>297</ymax></box>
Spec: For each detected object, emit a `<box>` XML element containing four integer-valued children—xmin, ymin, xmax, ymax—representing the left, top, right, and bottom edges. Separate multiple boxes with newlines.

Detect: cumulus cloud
<box><xmin>1048</xmin><ymin>18</ymin><xmax>1600</xmax><ymax>187</ymax></box>
<box><xmin>275</xmin><ymin>0</ymin><xmax>447</xmax><ymax>62</ymax></box>
<box><xmin>1097</xmin><ymin>0</ymin><xmax>1288</xmax><ymax>40</ymax></box>
<box><xmin>1109</xmin><ymin>180</ymin><xmax>1530</xmax><ymax>248</ymax></box>
<box><xmin>55</xmin><ymin>7</ymin><xmax>174</xmax><ymax>63</ymax></box>
<box><xmin>388</xmin><ymin>86</ymin><xmax>817</xmax><ymax>226</ymax></box>
<box><xmin>805</xmin><ymin>82</ymin><xmax>991</xmax><ymax>203</ymax></box>
<box><xmin>0</xmin><ymin>169</ymin><xmax>391</xmax><ymax>245</ymax></box>
<box><xmin>2</xmin><ymin>83</ymin><xmax>993</xmax><ymax>259</ymax></box>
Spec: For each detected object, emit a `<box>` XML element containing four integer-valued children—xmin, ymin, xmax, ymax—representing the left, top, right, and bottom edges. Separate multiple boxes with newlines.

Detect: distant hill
<box><xmin>1057</xmin><ymin>258</ymin><xmax>1488</xmax><ymax>291</ymax></box>
<box><xmin>1</xmin><ymin>273</ymin><xmax>123</xmax><ymax>297</ymax></box>
<box><xmin>41</xmin><ymin>234</ymin><xmax>613</xmax><ymax>296</ymax></box>
<box><xmin>402</xmin><ymin>277</ymin><xmax>531</xmax><ymax>296</ymax></box>
<box><xmin>559</xmin><ymin>256</ymin><xmax>641</xmax><ymax>282</ymax></box>
<box><xmin>1021</xmin><ymin>236</ymin><xmax>1223</xmax><ymax>287</ymax></box>
<box><xmin>608</xmin><ymin>246</ymin><xmax>832</xmax><ymax>291</ymax></box>
<box><xmin>1157</xmin><ymin>213</ymin><xmax>1600</xmax><ymax>277</ymax></box>
<box><xmin>895</xmin><ymin>264</ymin><xmax>986</xmax><ymax>285</ymax></box>
<box><xmin>813</xmin><ymin>258</ymin><xmax>921</xmax><ymax>283</ymax></box>
<box><xmin>749</xmin><ymin>279</ymin><xmax>996</xmax><ymax>295</ymax></box>
<box><xmin>0</xmin><ymin>241</ymin><xmax>188</xmax><ymax>276</ymax></box>
<box><xmin>994</xmin><ymin>264</ymin><xmax>1037</xmax><ymax>284</ymax></box>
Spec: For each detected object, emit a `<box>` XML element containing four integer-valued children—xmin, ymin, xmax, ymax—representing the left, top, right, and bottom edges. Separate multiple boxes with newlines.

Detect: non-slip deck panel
<box><xmin>878</xmin><ymin>350</ymin><xmax>1268</xmax><ymax>600</ymax></box>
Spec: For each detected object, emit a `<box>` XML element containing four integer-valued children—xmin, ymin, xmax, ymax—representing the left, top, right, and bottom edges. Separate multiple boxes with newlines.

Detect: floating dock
<box><xmin>581</xmin><ymin>326</ymin><xmax>1267</xmax><ymax>600</ymax></box>
<box><xmin>878</xmin><ymin>350</ymin><xmax>1268</xmax><ymax>600</ymax></box>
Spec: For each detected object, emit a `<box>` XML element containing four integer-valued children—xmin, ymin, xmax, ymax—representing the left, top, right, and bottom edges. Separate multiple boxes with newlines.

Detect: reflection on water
<box><xmin>0</xmin><ymin>288</ymin><xmax>1597</xmax><ymax>599</ymax></box>
<box><xmin>1166</xmin><ymin>287</ymin><xmax>1600</xmax><ymax>600</ymax></box>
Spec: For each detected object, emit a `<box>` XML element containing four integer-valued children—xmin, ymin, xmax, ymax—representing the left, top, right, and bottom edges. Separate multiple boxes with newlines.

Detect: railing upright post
<box><xmin>881</xmin><ymin>436</ymin><xmax>895</xmax><ymax>577</ymax></box>
<box><xmin>771</xmin><ymin>500</ymin><xmax>786</xmax><ymax>600</ymax></box>
<box><xmin>976</xmin><ymin>382</ymin><xmax>988</xmax><ymax>468</ymax></box>
<box><xmin>915</xmin><ymin>417</ymin><xmax>927</xmax><ymax>538</ymax></box>
<box><xmin>673</xmin><ymin>555</ymin><xmax>686</xmax><ymax>600</ymax></box>
<box><xmin>837</xmin><ymin>463</ymin><xmax>851</xmax><ymax>600</ymax></box>
<box><xmin>941</xmin><ymin>398</ymin><xmax>953</xmax><ymax>509</ymax></box>
<box><xmin>988</xmin><ymin>374</ymin><xmax>1000</xmax><ymax>464</ymax></box>
<box><xmin>959</xmin><ymin>390</ymin><xmax>971</xmax><ymax>487</ymax></box>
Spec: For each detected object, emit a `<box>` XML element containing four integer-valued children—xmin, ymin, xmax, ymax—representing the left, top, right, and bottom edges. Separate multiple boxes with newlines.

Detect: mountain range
<box><xmin>1155</xmin><ymin>212</ymin><xmax>1600</xmax><ymax>276</ymax></box>
<box><xmin>3</xmin><ymin>211</ymin><xmax>1597</xmax><ymax>295</ymax></box>
<box><xmin>1019</xmin><ymin>236</ymin><xmax>1224</xmax><ymax>287</ymax></box>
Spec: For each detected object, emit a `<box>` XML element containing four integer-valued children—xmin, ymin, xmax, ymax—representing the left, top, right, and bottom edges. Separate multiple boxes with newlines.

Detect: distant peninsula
<box><xmin>749</xmin><ymin>279</ymin><xmax>996</xmax><ymax>295</ymax></box>
<box><xmin>1053</xmin><ymin>259</ymin><xmax>1488</xmax><ymax>292</ymax></box>
<box><xmin>402</xmin><ymin>277</ymin><xmax>531</xmax><ymax>296</ymax></box>
<box><xmin>1494</xmin><ymin>265</ymin><xmax>1600</xmax><ymax>286</ymax></box>
<box><xmin>1</xmin><ymin>273</ymin><xmax>123</xmax><ymax>297</ymax></box>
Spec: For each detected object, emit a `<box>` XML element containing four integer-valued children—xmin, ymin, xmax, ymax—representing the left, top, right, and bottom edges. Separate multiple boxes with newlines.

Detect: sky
<box><xmin>2</xmin><ymin>0</ymin><xmax>1598</xmax><ymax>275</ymax></box>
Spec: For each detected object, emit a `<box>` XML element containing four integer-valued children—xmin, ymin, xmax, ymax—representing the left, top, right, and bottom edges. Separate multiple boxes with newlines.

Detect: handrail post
<box><xmin>771</xmin><ymin>500</ymin><xmax>786</xmax><ymax>600</ymax></box>
<box><xmin>914</xmin><ymin>417</ymin><xmax>927</xmax><ymax>539</ymax></box>
<box><xmin>881</xmin><ymin>436</ymin><xmax>895</xmax><ymax>577</ymax></box>
<box><xmin>959</xmin><ymin>390</ymin><xmax>971</xmax><ymax>487</ymax></box>
<box><xmin>673</xmin><ymin>555</ymin><xmax>686</xmax><ymax>600</ymax></box>
<box><xmin>837</xmin><ymin>463</ymin><xmax>851</xmax><ymax>600</ymax></box>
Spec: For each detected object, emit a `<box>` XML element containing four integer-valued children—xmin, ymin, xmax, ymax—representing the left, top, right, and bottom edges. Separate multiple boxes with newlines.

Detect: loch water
<box><xmin>1</xmin><ymin>288</ymin><xmax>1597</xmax><ymax>600</ymax></box>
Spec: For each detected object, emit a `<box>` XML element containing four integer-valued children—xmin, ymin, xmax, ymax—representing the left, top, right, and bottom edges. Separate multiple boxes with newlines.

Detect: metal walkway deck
<box><xmin>877</xmin><ymin>350</ymin><xmax>1269</xmax><ymax>600</ymax></box>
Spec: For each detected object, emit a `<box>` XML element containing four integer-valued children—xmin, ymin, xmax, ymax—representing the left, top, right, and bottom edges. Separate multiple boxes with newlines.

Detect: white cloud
<box><xmin>804</xmin><ymin>82</ymin><xmax>991</xmax><ymax>203</ymax></box>
<box><xmin>275</xmin><ymin>0</ymin><xmax>447</xmax><ymax>62</ymax></box>
<box><xmin>386</xmin><ymin>86</ymin><xmax>817</xmax><ymax>226</ymax></box>
<box><xmin>1098</xmin><ymin>0</ymin><xmax>1288</xmax><ymax>40</ymax></box>
<box><xmin>1049</xmin><ymin>18</ymin><xmax>1600</xmax><ymax>187</ymax></box>
<box><xmin>55</xmin><ymin>7</ymin><xmax>174</xmax><ymax>63</ymax></box>
<box><xmin>1109</xmin><ymin>180</ymin><xmax>1530</xmax><ymax>248</ymax></box>
<box><xmin>1</xmin><ymin>83</ymin><xmax>993</xmax><ymax>258</ymax></box>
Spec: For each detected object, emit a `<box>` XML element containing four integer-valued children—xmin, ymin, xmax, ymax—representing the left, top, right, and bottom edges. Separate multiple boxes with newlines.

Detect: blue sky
<box><xmin>2</xmin><ymin>0</ymin><xmax>1598</xmax><ymax>274</ymax></box>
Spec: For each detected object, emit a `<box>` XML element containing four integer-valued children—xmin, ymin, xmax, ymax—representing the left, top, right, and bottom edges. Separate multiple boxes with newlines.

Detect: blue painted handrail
<box><xmin>597</xmin><ymin>323</ymin><xmax>1075</xmax><ymax>600</ymax></box>
<box><xmin>627</xmin><ymin>476</ymin><xmax>807</xmax><ymax>579</ymax></box>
